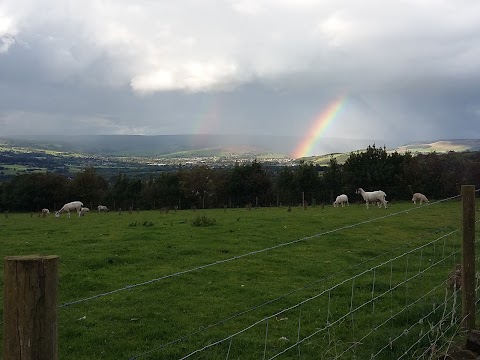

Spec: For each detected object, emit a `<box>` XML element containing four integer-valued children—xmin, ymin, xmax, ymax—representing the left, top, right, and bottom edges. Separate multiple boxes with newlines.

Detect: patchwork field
<box><xmin>0</xmin><ymin>199</ymin><xmax>478</xmax><ymax>359</ymax></box>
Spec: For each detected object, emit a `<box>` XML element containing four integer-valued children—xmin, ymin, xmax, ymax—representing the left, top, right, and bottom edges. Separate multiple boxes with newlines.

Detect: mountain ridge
<box><xmin>0</xmin><ymin>134</ymin><xmax>380</xmax><ymax>158</ymax></box>
<box><xmin>1</xmin><ymin>135</ymin><xmax>479</xmax><ymax>159</ymax></box>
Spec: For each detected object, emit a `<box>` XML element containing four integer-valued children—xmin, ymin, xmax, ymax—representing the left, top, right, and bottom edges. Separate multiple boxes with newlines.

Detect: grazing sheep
<box><xmin>55</xmin><ymin>201</ymin><xmax>83</xmax><ymax>218</ymax></box>
<box><xmin>356</xmin><ymin>188</ymin><xmax>387</xmax><ymax>209</ymax></box>
<box><xmin>80</xmin><ymin>207</ymin><xmax>90</xmax><ymax>216</ymax></box>
<box><xmin>97</xmin><ymin>205</ymin><xmax>109</xmax><ymax>213</ymax></box>
<box><xmin>41</xmin><ymin>208</ymin><xmax>50</xmax><ymax>217</ymax></box>
<box><xmin>375</xmin><ymin>200</ymin><xmax>388</xmax><ymax>208</ymax></box>
<box><xmin>333</xmin><ymin>194</ymin><xmax>349</xmax><ymax>207</ymax></box>
<box><xmin>374</xmin><ymin>191</ymin><xmax>388</xmax><ymax>207</ymax></box>
<box><xmin>412</xmin><ymin>193</ymin><xmax>429</xmax><ymax>205</ymax></box>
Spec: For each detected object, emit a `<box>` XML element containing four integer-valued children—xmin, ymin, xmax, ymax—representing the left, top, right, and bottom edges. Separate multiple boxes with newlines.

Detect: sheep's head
<box><xmin>55</xmin><ymin>212</ymin><xmax>60</xmax><ymax>218</ymax></box>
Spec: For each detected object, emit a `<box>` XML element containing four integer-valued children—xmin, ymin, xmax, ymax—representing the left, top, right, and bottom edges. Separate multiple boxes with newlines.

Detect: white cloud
<box><xmin>2</xmin><ymin>0</ymin><xmax>479</xmax><ymax>93</ymax></box>
<box><xmin>316</xmin><ymin>14</ymin><xmax>354</xmax><ymax>47</ymax></box>
<box><xmin>131</xmin><ymin>60</ymin><xmax>239</xmax><ymax>93</ymax></box>
<box><xmin>131</xmin><ymin>70</ymin><xmax>175</xmax><ymax>93</ymax></box>
<box><xmin>231</xmin><ymin>0</ymin><xmax>265</xmax><ymax>15</ymax></box>
<box><xmin>0</xmin><ymin>5</ymin><xmax>18</xmax><ymax>54</ymax></box>
<box><xmin>0</xmin><ymin>15</ymin><xmax>14</xmax><ymax>36</ymax></box>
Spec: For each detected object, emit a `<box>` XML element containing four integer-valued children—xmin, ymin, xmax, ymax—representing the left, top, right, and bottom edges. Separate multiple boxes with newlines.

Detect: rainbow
<box><xmin>292</xmin><ymin>95</ymin><xmax>347</xmax><ymax>158</ymax></box>
<box><xmin>192</xmin><ymin>98</ymin><xmax>220</xmax><ymax>135</ymax></box>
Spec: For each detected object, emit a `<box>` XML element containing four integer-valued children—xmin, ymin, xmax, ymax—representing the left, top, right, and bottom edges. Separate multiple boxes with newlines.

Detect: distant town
<box><xmin>0</xmin><ymin>146</ymin><xmax>298</xmax><ymax>182</ymax></box>
<box><xmin>2</xmin><ymin>135</ymin><xmax>480</xmax><ymax>182</ymax></box>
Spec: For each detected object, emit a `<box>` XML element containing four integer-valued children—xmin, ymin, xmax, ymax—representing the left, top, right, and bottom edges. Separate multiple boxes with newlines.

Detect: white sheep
<box><xmin>375</xmin><ymin>190</ymin><xmax>387</xmax><ymax>207</ymax></box>
<box><xmin>55</xmin><ymin>201</ymin><xmax>83</xmax><ymax>218</ymax></box>
<box><xmin>80</xmin><ymin>207</ymin><xmax>90</xmax><ymax>216</ymax></box>
<box><xmin>412</xmin><ymin>193</ymin><xmax>428</xmax><ymax>205</ymax></box>
<box><xmin>97</xmin><ymin>205</ymin><xmax>109</xmax><ymax>213</ymax></box>
<box><xmin>333</xmin><ymin>194</ymin><xmax>349</xmax><ymax>207</ymax></box>
<box><xmin>41</xmin><ymin>208</ymin><xmax>50</xmax><ymax>217</ymax></box>
<box><xmin>356</xmin><ymin>188</ymin><xmax>387</xmax><ymax>209</ymax></box>
<box><xmin>375</xmin><ymin>199</ymin><xmax>388</xmax><ymax>208</ymax></box>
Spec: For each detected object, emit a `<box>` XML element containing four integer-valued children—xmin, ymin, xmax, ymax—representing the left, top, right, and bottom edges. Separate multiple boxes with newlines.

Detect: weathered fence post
<box><xmin>3</xmin><ymin>255</ymin><xmax>59</xmax><ymax>360</ymax></box>
<box><xmin>462</xmin><ymin>185</ymin><xmax>476</xmax><ymax>330</ymax></box>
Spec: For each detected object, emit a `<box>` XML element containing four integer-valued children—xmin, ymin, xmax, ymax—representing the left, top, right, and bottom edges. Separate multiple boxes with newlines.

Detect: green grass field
<box><xmin>0</xmin><ymin>200</ymin><xmax>478</xmax><ymax>359</ymax></box>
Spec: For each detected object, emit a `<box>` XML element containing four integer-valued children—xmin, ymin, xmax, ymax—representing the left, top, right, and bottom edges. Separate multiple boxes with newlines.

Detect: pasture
<box><xmin>0</xmin><ymin>199</ymin><xmax>478</xmax><ymax>359</ymax></box>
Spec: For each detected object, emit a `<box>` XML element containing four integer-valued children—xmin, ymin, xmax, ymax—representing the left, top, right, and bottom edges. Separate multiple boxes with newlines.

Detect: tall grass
<box><xmin>0</xmin><ymin>199</ymin><xmax>478</xmax><ymax>359</ymax></box>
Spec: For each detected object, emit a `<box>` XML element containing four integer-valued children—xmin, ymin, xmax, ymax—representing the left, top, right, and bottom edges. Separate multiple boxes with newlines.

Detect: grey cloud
<box><xmin>0</xmin><ymin>0</ymin><xmax>479</xmax><ymax>154</ymax></box>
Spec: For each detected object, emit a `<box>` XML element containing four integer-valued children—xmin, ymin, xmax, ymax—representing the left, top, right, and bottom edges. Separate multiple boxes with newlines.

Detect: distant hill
<box><xmin>0</xmin><ymin>134</ymin><xmax>379</xmax><ymax>158</ymax></box>
<box><xmin>1</xmin><ymin>135</ymin><xmax>478</xmax><ymax>161</ymax></box>
<box><xmin>0</xmin><ymin>134</ymin><xmax>294</xmax><ymax>157</ymax></box>
<box><xmin>300</xmin><ymin>139</ymin><xmax>480</xmax><ymax>165</ymax></box>
<box><xmin>395</xmin><ymin>139</ymin><xmax>480</xmax><ymax>153</ymax></box>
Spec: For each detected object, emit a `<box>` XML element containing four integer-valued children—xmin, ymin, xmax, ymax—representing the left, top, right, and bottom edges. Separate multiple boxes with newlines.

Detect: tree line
<box><xmin>1</xmin><ymin>145</ymin><xmax>479</xmax><ymax>212</ymax></box>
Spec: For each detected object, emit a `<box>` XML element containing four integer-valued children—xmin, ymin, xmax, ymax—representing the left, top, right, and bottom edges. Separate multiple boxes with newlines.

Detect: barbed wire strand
<box><xmin>61</xmin><ymin>194</ymin><xmax>462</xmax><ymax>308</ymax></box>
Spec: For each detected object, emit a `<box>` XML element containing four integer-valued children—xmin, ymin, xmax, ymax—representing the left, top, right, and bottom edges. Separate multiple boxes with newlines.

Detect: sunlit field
<box><xmin>1</xmin><ymin>199</ymin><xmax>478</xmax><ymax>359</ymax></box>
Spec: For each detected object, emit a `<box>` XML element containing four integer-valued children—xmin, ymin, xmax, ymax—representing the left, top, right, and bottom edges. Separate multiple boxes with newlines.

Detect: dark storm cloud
<box><xmin>0</xmin><ymin>0</ymin><xmax>479</xmax><ymax>153</ymax></box>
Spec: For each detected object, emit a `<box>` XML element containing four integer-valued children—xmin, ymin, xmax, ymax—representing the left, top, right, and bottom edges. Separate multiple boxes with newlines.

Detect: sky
<box><xmin>1</xmin><ymin>0</ymin><xmax>480</xmax><ymax>156</ymax></box>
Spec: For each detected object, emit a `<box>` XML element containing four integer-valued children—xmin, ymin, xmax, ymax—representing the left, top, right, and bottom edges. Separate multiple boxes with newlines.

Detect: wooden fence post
<box><xmin>462</xmin><ymin>185</ymin><xmax>476</xmax><ymax>330</ymax></box>
<box><xmin>3</xmin><ymin>255</ymin><xmax>59</xmax><ymax>360</ymax></box>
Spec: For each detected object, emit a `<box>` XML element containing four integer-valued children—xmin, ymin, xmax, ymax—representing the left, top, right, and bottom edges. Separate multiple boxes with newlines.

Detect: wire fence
<box><xmin>59</xmin><ymin>194</ymin><xmax>463</xmax><ymax>308</ymax></box>
<box><xmin>1</xmin><ymin>191</ymin><xmax>478</xmax><ymax>359</ymax></box>
<box><xmin>122</xmin><ymin>195</ymin><xmax>477</xmax><ymax>359</ymax></box>
<box><xmin>168</xmin><ymin>228</ymin><xmax>464</xmax><ymax>360</ymax></box>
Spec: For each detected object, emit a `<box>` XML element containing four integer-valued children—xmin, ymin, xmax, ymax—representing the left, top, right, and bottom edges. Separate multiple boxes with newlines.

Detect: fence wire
<box><xmin>125</xmin><ymin>237</ymin><xmax>432</xmax><ymax>358</ymax></box>
<box><xmin>135</xmin><ymin>227</ymin><xmax>462</xmax><ymax>360</ymax></box>
<box><xmin>1</xmin><ymin>193</ymin><xmax>475</xmax><ymax>358</ymax></box>
<box><xmin>60</xmin><ymin>194</ymin><xmax>462</xmax><ymax>308</ymax></box>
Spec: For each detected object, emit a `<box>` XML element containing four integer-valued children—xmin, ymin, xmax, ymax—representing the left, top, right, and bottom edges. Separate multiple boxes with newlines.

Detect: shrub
<box><xmin>143</xmin><ymin>221</ymin><xmax>154</xmax><ymax>227</ymax></box>
<box><xmin>191</xmin><ymin>215</ymin><xmax>216</xmax><ymax>227</ymax></box>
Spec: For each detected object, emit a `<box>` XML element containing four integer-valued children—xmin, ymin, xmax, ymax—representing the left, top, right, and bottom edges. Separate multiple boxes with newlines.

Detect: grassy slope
<box><xmin>301</xmin><ymin>153</ymin><xmax>349</xmax><ymax>165</ymax></box>
<box><xmin>302</xmin><ymin>140</ymin><xmax>480</xmax><ymax>165</ymax></box>
<box><xmin>396</xmin><ymin>140</ymin><xmax>480</xmax><ymax>154</ymax></box>
<box><xmin>0</xmin><ymin>144</ymin><xmax>84</xmax><ymax>157</ymax></box>
<box><xmin>0</xmin><ymin>200</ymin><xmax>478</xmax><ymax>359</ymax></box>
